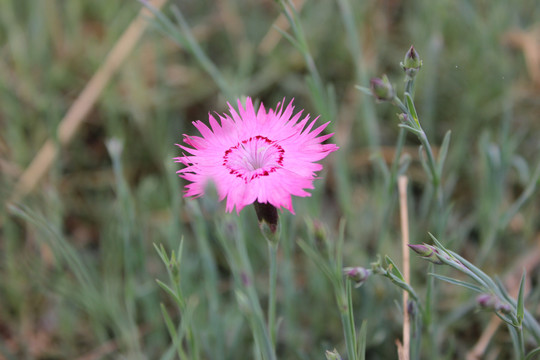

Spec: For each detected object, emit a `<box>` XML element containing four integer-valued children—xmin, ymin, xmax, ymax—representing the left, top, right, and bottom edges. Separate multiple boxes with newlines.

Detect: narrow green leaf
<box><xmin>385</xmin><ymin>273</ymin><xmax>420</xmax><ymax>303</ymax></box>
<box><xmin>495</xmin><ymin>312</ymin><xmax>518</xmax><ymax>328</ymax></box>
<box><xmin>273</xmin><ymin>25</ymin><xmax>302</xmax><ymax>51</ymax></box>
<box><xmin>404</xmin><ymin>92</ymin><xmax>418</xmax><ymax>122</ymax></box>
<box><xmin>525</xmin><ymin>347</ymin><xmax>540</xmax><ymax>360</ymax></box>
<box><xmin>448</xmin><ymin>250</ymin><xmax>495</xmax><ymax>289</ymax></box>
<box><xmin>385</xmin><ymin>255</ymin><xmax>404</xmax><ymax>281</ymax></box>
<box><xmin>500</xmin><ymin>162</ymin><xmax>540</xmax><ymax>230</ymax></box>
<box><xmin>397</xmin><ymin>153</ymin><xmax>412</xmax><ymax>176</ymax></box>
<box><xmin>428</xmin><ymin>273</ymin><xmax>484</xmax><ymax>293</ymax></box>
<box><xmin>511</xmin><ymin>155</ymin><xmax>530</xmax><ymax>184</ymax></box>
<box><xmin>397</xmin><ymin>123</ymin><xmax>423</xmax><ymax>136</ymax></box>
<box><xmin>336</xmin><ymin>219</ymin><xmax>347</xmax><ymax>275</ymax></box>
<box><xmin>297</xmin><ymin>239</ymin><xmax>335</xmax><ymax>282</ymax></box>
<box><xmin>154</xmin><ymin>242</ymin><xmax>170</xmax><ymax>266</ymax></box>
<box><xmin>357</xmin><ymin>320</ymin><xmax>368</xmax><ymax>360</ymax></box>
<box><xmin>437</xmin><ymin>130</ymin><xmax>452</xmax><ymax>174</ymax></box>
<box><xmin>517</xmin><ymin>271</ymin><xmax>526</xmax><ymax>324</ymax></box>
<box><xmin>371</xmin><ymin>152</ymin><xmax>390</xmax><ymax>181</ymax></box>
<box><xmin>156</xmin><ymin>279</ymin><xmax>184</xmax><ymax>308</ymax></box>
<box><xmin>141</xmin><ymin>1</ymin><xmax>189</xmax><ymax>47</ymax></box>
<box><xmin>418</xmin><ymin>145</ymin><xmax>433</xmax><ymax>181</ymax></box>
<box><xmin>177</xmin><ymin>239</ymin><xmax>184</xmax><ymax>265</ymax></box>
<box><xmin>346</xmin><ymin>280</ymin><xmax>358</xmax><ymax>360</ymax></box>
<box><xmin>161</xmin><ymin>303</ymin><xmax>188</xmax><ymax>360</ymax></box>
<box><xmin>355</xmin><ymin>85</ymin><xmax>373</xmax><ymax>96</ymax></box>
<box><xmin>427</xmin><ymin>233</ymin><xmax>443</xmax><ymax>248</ymax></box>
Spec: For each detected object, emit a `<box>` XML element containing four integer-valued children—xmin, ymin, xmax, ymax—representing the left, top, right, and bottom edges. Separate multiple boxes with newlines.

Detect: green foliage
<box><xmin>2</xmin><ymin>0</ymin><xmax>540</xmax><ymax>359</ymax></box>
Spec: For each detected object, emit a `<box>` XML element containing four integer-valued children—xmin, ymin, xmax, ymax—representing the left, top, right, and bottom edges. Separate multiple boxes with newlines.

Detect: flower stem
<box><xmin>518</xmin><ymin>326</ymin><xmax>525</xmax><ymax>359</ymax></box>
<box><xmin>268</xmin><ymin>240</ymin><xmax>279</xmax><ymax>348</ymax></box>
<box><xmin>341</xmin><ymin>280</ymin><xmax>358</xmax><ymax>360</ymax></box>
<box><xmin>393</xmin><ymin>96</ymin><xmax>409</xmax><ymax>114</ymax></box>
<box><xmin>224</xmin><ymin>219</ymin><xmax>277</xmax><ymax>360</ymax></box>
<box><xmin>418</xmin><ymin>131</ymin><xmax>440</xmax><ymax>189</ymax></box>
<box><xmin>393</xmin><ymin>94</ymin><xmax>443</xmax><ymax>209</ymax></box>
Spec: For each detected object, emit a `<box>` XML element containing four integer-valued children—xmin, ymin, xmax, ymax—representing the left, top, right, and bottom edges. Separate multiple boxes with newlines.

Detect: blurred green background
<box><xmin>1</xmin><ymin>0</ymin><xmax>540</xmax><ymax>359</ymax></box>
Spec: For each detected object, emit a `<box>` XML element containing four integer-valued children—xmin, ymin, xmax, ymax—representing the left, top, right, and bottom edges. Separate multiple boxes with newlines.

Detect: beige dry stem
<box><xmin>398</xmin><ymin>175</ymin><xmax>410</xmax><ymax>360</ymax></box>
<box><xmin>10</xmin><ymin>0</ymin><xmax>166</xmax><ymax>203</ymax></box>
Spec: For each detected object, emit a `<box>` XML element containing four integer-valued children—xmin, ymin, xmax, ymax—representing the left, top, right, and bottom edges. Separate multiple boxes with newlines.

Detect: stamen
<box><xmin>223</xmin><ymin>135</ymin><xmax>285</xmax><ymax>183</ymax></box>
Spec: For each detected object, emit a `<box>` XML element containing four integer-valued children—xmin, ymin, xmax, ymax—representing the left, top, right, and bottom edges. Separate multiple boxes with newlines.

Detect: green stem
<box><xmin>268</xmin><ymin>241</ymin><xmax>279</xmax><ymax>348</ymax></box>
<box><xmin>389</xmin><ymin>128</ymin><xmax>407</xmax><ymax>192</ymax></box>
<box><xmin>405</xmin><ymin>76</ymin><xmax>416</xmax><ymax>98</ymax></box>
<box><xmin>410</xmin><ymin>303</ymin><xmax>422</xmax><ymax>360</ymax></box>
<box><xmin>418</xmin><ymin>131</ymin><xmax>440</xmax><ymax>189</ymax></box>
<box><xmin>226</xmin><ymin>221</ymin><xmax>276</xmax><ymax>360</ymax></box>
<box><xmin>393</xmin><ymin>96</ymin><xmax>409</xmax><ymax>114</ymax></box>
<box><xmin>510</xmin><ymin>324</ymin><xmax>526</xmax><ymax>360</ymax></box>
<box><xmin>394</xmin><ymin>92</ymin><xmax>443</xmax><ymax>208</ymax></box>
<box><xmin>518</xmin><ymin>326</ymin><xmax>525</xmax><ymax>359</ymax></box>
<box><xmin>278</xmin><ymin>0</ymin><xmax>331</xmax><ymax>121</ymax></box>
<box><xmin>376</xmin><ymin>127</ymin><xmax>406</xmax><ymax>251</ymax></box>
<box><xmin>341</xmin><ymin>280</ymin><xmax>358</xmax><ymax>360</ymax></box>
<box><xmin>424</xmin><ymin>263</ymin><xmax>437</xmax><ymax>359</ymax></box>
<box><xmin>240</xmin><ymin>254</ymin><xmax>277</xmax><ymax>360</ymax></box>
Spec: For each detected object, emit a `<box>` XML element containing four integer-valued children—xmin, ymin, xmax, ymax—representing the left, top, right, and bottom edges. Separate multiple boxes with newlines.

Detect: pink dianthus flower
<box><xmin>175</xmin><ymin>97</ymin><xmax>338</xmax><ymax>214</ymax></box>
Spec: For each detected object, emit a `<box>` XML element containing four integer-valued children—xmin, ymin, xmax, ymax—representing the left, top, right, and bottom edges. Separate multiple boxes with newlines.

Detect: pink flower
<box><xmin>175</xmin><ymin>97</ymin><xmax>338</xmax><ymax>213</ymax></box>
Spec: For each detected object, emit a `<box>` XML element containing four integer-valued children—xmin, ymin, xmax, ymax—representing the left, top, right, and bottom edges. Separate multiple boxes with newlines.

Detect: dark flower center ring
<box><xmin>223</xmin><ymin>135</ymin><xmax>285</xmax><ymax>183</ymax></box>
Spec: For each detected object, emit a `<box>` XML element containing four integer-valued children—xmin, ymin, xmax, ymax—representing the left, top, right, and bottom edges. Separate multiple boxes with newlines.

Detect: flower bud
<box><xmin>408</xmin><ymin>243</ymin><xmax>443</xmax><ymax>265</ymax></box>
<box><xmin>370</xmin><ymin>75</ymin><xmax>395</xmax><ymax>101</ymax></box>
<box><xmin>497</xmin><ymin>303</ymin><xmax>512</xmax><ymax>315</ymax></box>
<box><xmin>343</xmin><ymin>266</ymin><xmax>371</xmax><ymax>288</ymax></box>
<box><xmin>476</xmin><ymin>293</ymin><xmax>511</xmax><ymax>314</ymax></box>
<box><xmin>312</xmin><ymin>220</ymin><xmax>328</xmax><ymax>243</ymax></box>
<box><xmin>476</xmin><ymin>293</ymin><xmax>497</xmax><ymax>309</ymax></box>
<box><xmin>253</xmin><ymin>201</ymin><xmax>280</xmax><ymax>243</ymax></box>
<box><xmin>169</xmin><ymin>252</ymin><xmax>180</xmax><ymax>279</ymax></box>
<box><xmin>325</xmin><ymin>349</ymin><xmax>343</xmax><ymax>360</ymax></box>
<box><xmin>401</xmin><ymin>45</ymin><xmax>422</xmax><ymax>78</ymax></box>
<box><xmin>398</xmin><ymin>113</ymin><xmax>410</xmax><ymax>124</ymax></box>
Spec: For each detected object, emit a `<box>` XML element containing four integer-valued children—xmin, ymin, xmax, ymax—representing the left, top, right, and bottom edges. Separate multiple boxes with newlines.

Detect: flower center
<box><xmin>223</xmin><ymin>135</ymin><xmax>284</xmax><ymax>183</ymax></box>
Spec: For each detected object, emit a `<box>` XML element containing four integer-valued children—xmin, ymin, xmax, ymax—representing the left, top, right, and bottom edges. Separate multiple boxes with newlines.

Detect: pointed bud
<box><xmin>408</xmin><ymin>243</ymin><xmax>443</xmax><ymax>265</ymax></box>
<box><xmin>253</xmin><ymin>201</ymin><xmax>280</xmax><ymax>243</ymax></box>
<box><xmin>398</xmin><ymin>113</ymin><xmax>410</xmax><ymax>124</ymax></box>
<box><xmin>325</xmin><ymin>349</ymin><xmax>343</xmax><ymax>360</ymax></box>
<box><xmin>476</xmin><ymin>293</ymin><xmax>497</xmax><ymax>309</ymax></box>
<box><xmin>169</xmin><ymin>252</ymin><xmax>180</xmax><ymax>280</ymax></box>
<box><xmin>401</xmin><ymin>45</ymin><xmax>423</xmax><ymax>78</ymax></box>
<box><xmin>312</xmin><ymin>220</ymin><xmax>328</xmax><ymax>243</ymax></box>
<box><xmin>477</xmin><ymin>293</ymin><xmax>511</xmax><ymax>314</ymax></box>
<box><xmin>370</xmin><ymin>74</ymin><xmax>395</xmax><ymax>101</ymax></box>
<box><xmin>497</xmin><ymin>303</ymin><xmax>512</xmax><ymax>315</ymax></box>
<box><xmin>343</xmin><ymin>266</ymin><xmax>371</xmax><ymax>288</ymax></box>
